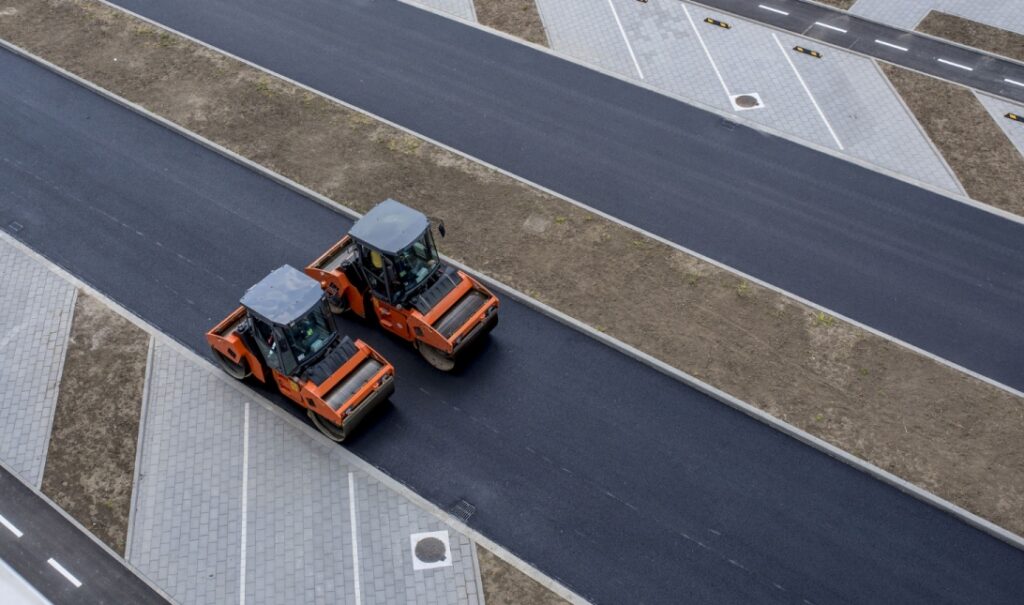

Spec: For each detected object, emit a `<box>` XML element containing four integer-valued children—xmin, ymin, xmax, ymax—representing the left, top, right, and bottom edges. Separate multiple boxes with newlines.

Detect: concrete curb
<box><xmin>124</xmin><ymin>335</ymin><xmax>156</xmax><ymax>563</ymax></box>
<box><xmin>0</xmin><ymin>458</ymin><xmax>179</xmax><ymax>604</ymax></box>
<box><xmin>2</xmin><ymin>28</ymin><xmax>1022</xmax><ymax>569</ymax></box>
<box><xmin>30</xmin><ymin>0</ymin><xmax>1024</xmax><ymax>400</ymax></box>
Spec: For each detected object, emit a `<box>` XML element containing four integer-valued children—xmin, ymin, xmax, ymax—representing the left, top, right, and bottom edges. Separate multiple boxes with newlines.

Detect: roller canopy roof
<box><xmin>240</xmin><ymin>265</ymin><xmax>324</xmax><ymax>325</ymax></box>
<box><xmin>348</xmin><ymin>199</ymin><xmax>430</xmax><ymax>255</ymax></box>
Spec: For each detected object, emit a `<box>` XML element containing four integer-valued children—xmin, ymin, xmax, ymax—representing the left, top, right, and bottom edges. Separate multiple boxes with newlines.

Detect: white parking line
<box><xmin>46</xmin><ymin>559</ymin><xmax>81</xmax><ymax>588</ymax></box>
<box><xmin>813</xmin><ymin>22</ymin><xmax>847</xmax><ymax>34</ymax></box>
<box><xmin>606</xmin><ymin>0</ymin><xmax>644</xmax><ymax>79</ymax></box>
<box><xmin>348</xmin><ymin>472</ymin><xmax>362</xmax><ymax>605</ymax></box>
<box><xmin>0</xmin><ymin>514</ymin><xmax>23</xmax><ymax>538</ymax></box>
<box><xmin>758</xmin><ymin>4</ymin><xmax>789</xmax><ymax>16</ymax></box>
<box><xmin>875</xmin><ymin>39</ymin><xmax>908</xmax><ymax>52</ymax></box>
<box><xmin>1006</xmin><ymin>78</ymin><xmax>1024</xmax><ymax>87</ymax></box>
<box><xmin>682</xmin><ymin>3</ymin><xmax>730</xmax><ymax>97</ymax></box>
<box><xmin>771</xmin><ymin>33</ymin><xmax>843</xmax><ymax>150</ymax></box>
<box><xmin>239</xmin><ymin>402</ymin><xmax>249</xmax><ymax>605</ymax></box>
<box><xmin>937</xmin><ymin>58</ymin><xmax>973</xmax><ymax>71</ymax></box>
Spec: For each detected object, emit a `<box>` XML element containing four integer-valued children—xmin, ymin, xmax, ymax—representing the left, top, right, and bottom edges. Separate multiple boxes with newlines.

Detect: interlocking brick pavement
<box><xmin>975</xmin><ymin>92</ymin><xmax>1024</xmax><ymax>159</ymax></box>
<box><xmin>0</xmin><ymin>237</ymin><xmax>75</xmax><ymax>487</ymax></box>
<box><xmin>129</xmin><ymin>340</ymin><xmax>483</xmax><ymax>604</ymax></box>
<box><xmin>410</xmin><ymin>0</ymin><xmax>477</xmax><ymax>22</ymax></box>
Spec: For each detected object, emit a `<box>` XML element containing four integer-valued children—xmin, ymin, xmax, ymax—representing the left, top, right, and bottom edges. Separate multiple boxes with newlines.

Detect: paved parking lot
<box><xmin>534</xmin><ymin>0</ymin><xmax>963</xmax><ymax>193</ymax></box>
<box><xmin>129</xmin><ymin>341</ymin><xmax>484</xmax><ymax>605</ymax></box>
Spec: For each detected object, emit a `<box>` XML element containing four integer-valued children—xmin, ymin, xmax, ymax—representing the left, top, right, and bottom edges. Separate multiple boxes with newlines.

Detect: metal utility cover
<box><xmin>348</xmin><ymin>199</ymin><xmax>429</xmax><ymax>255</ymax></box>
<box><xmin>240</xmin><ymin>265</ymin><xmax>323</xmax><ymax>325</ymax></box>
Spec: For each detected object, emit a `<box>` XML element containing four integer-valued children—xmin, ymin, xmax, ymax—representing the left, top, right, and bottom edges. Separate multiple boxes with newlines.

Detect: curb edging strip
<box><xmin>1</xmin><ymin>28</ymin><xmax>1022</xmax><ymax>584</ymax></box>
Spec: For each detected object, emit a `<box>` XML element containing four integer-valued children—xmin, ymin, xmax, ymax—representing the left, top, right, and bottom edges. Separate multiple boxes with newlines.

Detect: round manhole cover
<box><xmin>414</xmin><ymin>537</ymin><xmax>447</xmax><ymax>564</ymax></box>
<box><xmin>734</xmin><ymin>94</ymin><xmax>760</xmax><ymax>108</ymax></box>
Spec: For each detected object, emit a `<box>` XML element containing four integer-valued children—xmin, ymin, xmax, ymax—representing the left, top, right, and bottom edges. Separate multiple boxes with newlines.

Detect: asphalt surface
<box><xmin>0</xmin><ymin>466</ymin><xmax>166</xmax><ymax>604</ymax></box>
<box><xmin>692</xmin><ymin>0</ymin><xmax>1024</xmax><ymax>103</ymax></box>
<box><xmin>3</xmin><ymin>47</ymin><xmax>1024</xmax><ymax>605</ymax></box>
<box><xmin>100</xmin><ymin>0</ymin><xmax>1024</xmax><ymax>392</ymax></box>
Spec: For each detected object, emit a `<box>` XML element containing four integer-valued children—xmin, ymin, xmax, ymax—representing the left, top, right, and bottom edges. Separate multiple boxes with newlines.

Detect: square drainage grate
<box><xmin>7</xmin><ymin>221</ymin><xmax>23</xmax><ymax>233</ymax></box>
<box><xmin>449</xmin><ymin>499</ymin><xmax>475</xmax><ymax>524</ymax></box>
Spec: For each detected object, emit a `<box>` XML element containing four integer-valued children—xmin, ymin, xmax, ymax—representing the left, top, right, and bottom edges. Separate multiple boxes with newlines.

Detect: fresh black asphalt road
<box><xmin>4</xmin><ymin>47</ymin><xmax>1024</xmax><ymax>605</ymax></box>
<box><xmin>102</xmin><ymin>0</ymin><xmax>1024</xmax><ymax>392</ymax></box>
<box><xmin>694</xmin><ymin>0</ymin><xmax>1024</xmax><ymax>103</ymax></box>
<box><xmin>0</xmin><ymin>466</ymin><xmax>166</xmax><ymax>604</ymax></box>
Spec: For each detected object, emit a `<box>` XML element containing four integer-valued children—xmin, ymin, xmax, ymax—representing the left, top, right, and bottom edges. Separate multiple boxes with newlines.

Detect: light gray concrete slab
<box><xmin>975</xmin><ymin>92</ymin><xmax>1024</xmax><ymax>158</ymax></box>
<box><xmin>128</xmin><ymin>341</ymin><xmax>245</xmax><ymax>605</ymax></box>
<box><xmin>535</xmin><ymin>0</ymin><xmax>640</xmax><ymax>79</ymax></box>
<box><xmin>850</xmin><ymin>0</ymin><xmax>1024</xmax><ymax>37</ymax></box>
<box><xmin>408</xmin><ymin>0</ymin><xmax>476</xmax><ymax>22</ymax></box>
<box><xmin>0</xmin><ymin>237</ymin><xmax>75</xmax><ymax>487</ymax></box>
<box><xmin>128</xmin><ymin>340</ymin><xmax>483</xmax><ymax>604</ymax></box>
<box><xmin>775</xmin><ymin>31</ymin><xmax>964</xmax><ymax>192</ymax></box>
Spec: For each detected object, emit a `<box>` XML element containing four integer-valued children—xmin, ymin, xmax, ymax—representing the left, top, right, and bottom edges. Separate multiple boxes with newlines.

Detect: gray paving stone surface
<box><xmin>975</xmin><ymin>92</ymin><xmax>1024</xmax><ymax>159</ymax></box>
<box><xmin>408</xmin><ymin>0</ymin><xmax>477</xmax><ymax>22</ymax></box>
<box><xmin>535</xmin><ymin>0</ymin><xmax>640</xmax><ymax>79</ymax></box>
<box><xmin>850</xmin><ymin>0</ymin><xmax>1024</xmax><ymax>36</ymax></box>
<box><xmin>534</xmin><ymin>0</ymin><xmax>963</xmax><ymax>192</ymax></box>
<box><xmin>129</xmin><ymin>340</ymin><xmax>483</xmax><ymax>604</ymax></box>
<box><xmin>0</xmin><ymin>237</ymin><xmax>75</xmax><ymax>487</ymax></box>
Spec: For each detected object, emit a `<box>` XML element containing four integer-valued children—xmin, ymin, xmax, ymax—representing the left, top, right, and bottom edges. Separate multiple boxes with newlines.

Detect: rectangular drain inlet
<box><xmin>449</xmin><ymin>499</ymin><xmax>476</xmax><ymax>523</ymax></box>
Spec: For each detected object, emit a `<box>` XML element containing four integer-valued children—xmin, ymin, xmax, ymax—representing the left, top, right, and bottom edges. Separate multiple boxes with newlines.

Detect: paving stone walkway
<box><xmin>128</xmin><ymin>341</ymin><xmax>484</xmax><ymax>605</ymax></box>
<box><xmin>413</xmin><ymin>0</ymin><xmax>477</xmax><ymax>22</ymax></box>
<box><xmin>976</xmin><ymin>93</ymin><xmax>1024</xmax><ymax>159</ymax></box>
<box><xmin>0</xmin><ymin>237</ymin><xmax>75</xmax><ymax>487</ymax></box>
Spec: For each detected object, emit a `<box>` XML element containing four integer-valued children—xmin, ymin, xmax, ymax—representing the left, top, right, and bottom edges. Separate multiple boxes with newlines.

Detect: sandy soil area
<box><xmin>918</xmin><ymin>10</ymin><xmax>1024</xmax><ymax>63</ymax></box>
<box><xmin>474</xmin><ymin>0</ymin><xmax>548</xmax><ymax>47</ymax></box>
<box><xmin>477</xmin><ymin>545</ymin><xmax>567</xmax><ymax>605</ymax></box>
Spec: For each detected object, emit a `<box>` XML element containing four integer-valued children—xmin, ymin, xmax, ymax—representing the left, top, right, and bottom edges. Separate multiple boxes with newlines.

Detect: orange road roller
<box><xmin>207</xmin><ymin>265</ymin><xmax>394</xmax><ymax>441</ymax></box>
<box><xmin>306</xmin><ymin>199</ymin><xmax>499</xmax><ymax>371</ymax></box>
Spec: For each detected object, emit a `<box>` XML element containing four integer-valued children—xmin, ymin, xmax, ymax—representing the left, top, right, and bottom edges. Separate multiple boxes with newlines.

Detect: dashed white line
<box><xmin>239</xmin><ymin>401</ymin><xmax>249</xmax><ymax>605</ymax></box>
<box><xmin>348</xmin><ymin>472</ymin><xmax>362</xmax><ymax>605</ymax></box>
<box><xmin>0</xmin><ymin>513</ymin><xmax>23</xmax><ymax>538</ymax></box>
<box><xmin>1005</xmin><ymin>78</ymin><xmax>1024</xmax><ymax>87</ymax></box>
<box><xmin>758</xmin><ymin>4</ymin><xmax>789</xmax><ymax>16</ymax></box>
<box><xmin>772</xmin><ymin>33</ymin><xmax>844</xmax><ymax>150</ymax></box>
<box><xmin>46</xmin><ymin>559</ymin><xmax>81</xmax><ymax>588</ymax></box>
<box><xmin>875</xmin><ymin>39</ymin><xmax>909</xmax><ymax>52</ymax></box>
<box><xmin>606</xmin><ymin>0</ymin><xmax>644</xmax><ymax>79</ymax></box>
<box><xmin>682</xmin><ymin>4</ymin><xmax>731</xmax><ymax>97</ymax></box>
<box><xmin>938</xmin><ymin>58</ymin><xmax>974</xmax><ymax>71</ymax></box>
<box><xmin>813</xmin><ymin>21</ymin><xmax>847</xmax><ymax>34</ymax></box>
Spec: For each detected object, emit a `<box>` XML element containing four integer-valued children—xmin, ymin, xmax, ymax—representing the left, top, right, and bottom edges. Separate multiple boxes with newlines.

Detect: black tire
<box><xmin>308</xmin><ymin>410</ymin><xmax>347</xmax><ymax>442</ymax></box>
<box><xmin>213</xmin><ymin>349</ymin><xmax>250</xmax><ymax>380</ymax></box>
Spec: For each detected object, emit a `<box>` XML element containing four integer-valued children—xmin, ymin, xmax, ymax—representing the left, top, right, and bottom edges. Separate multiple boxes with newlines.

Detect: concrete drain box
<box><xmin>410</xmin><ymin>530</ymin><xmax>453</xmax><ymax>571</ymax></box>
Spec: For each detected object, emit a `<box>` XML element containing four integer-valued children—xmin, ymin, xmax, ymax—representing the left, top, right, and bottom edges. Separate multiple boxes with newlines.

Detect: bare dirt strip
<box><xmin>477</xmin><ymin>545</ymin><xmax>567</xmax><ymax>605</ymax></box>
<box><xmin>474</xmin><ymin>0</ymin><xmax>548</xmax><ymax>47</ymax></box>
<box><xmin>1</xmin><ymin>0</ymin><xmax>1022</xmax><ymax>536</ymax></box>
<box><xmin>40</xmin><ymin>293</ymin><xmax>149</xmax><ymax>554</ymax></box>
<box><xmin>918</xmin><ymin>10</ymin><xmax>1024</xmax><ymax>64</ymax></box>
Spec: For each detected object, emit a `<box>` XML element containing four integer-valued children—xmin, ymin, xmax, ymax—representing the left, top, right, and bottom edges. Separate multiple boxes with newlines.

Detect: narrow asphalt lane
<box><xmin>100</xmin><ymin>0</ymin><xmax>1024</xmax><ymax>392</ymax></box>
<box><xmin>2</xmin><ymin>46</ymin><xmax>1023</xmax><ymax>605</ymax></box>
<box><xmin>0</xmin><ymin>467</ymin><xmax>166</xmax><ymax>604</ymax></box>
<box><xmin>692</xmin><ymin>0</ymin><xmax>1024</xmax><ymax>103</ymax></box>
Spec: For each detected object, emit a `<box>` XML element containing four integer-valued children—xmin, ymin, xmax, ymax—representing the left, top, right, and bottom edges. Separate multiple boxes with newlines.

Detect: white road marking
<box><xmin>0</xmin><ymin>514</ymin><xmax>23</xmax><ymax>538</ymax></box>
<box><xmin>682</xmin><ymin>4</ymin><xmax>731</xmax><ymax>97</ymax></box>
<box><xmin>772</xmin><ymin>33</ymin><xmax>843</xmax><ymax>150</ymax></box>
<box><xmin>239</xmin><ymin>402</ymin><xmax>249</xmax><ymax>605</ymax></box>
<box><xmin>1005</xmin><ymin>78</ymin><xmax>1024</xmax><ymax>87</ymax></box>
<box><xmin>813</xmin><ymin>21</ymin><xmax>847</xmax><ymax>33</ymax></box>
<box><xmin>606</xmin><ymin>0</ymin><xmax>644</xmax><ymax>79</ymax></box>
<box><xmin>875</xmin><ymin>39</ymin><xmax>909</xmax><ymax>52</ymax></box>
<box><xmin>348</xmin><ymin>472</ymin><xmax>362</xmax><ymax>605</ymax></box>
<box><xmin>46</xmin><ymin>559</ymin><xmax>81</xmax><ymax>588</ymax></box>
<box><xmin>758</xmin><ymin>4</ymin><xmax>789</xmax><ymax>16</ymax></box>
<box><xmin>937</xmin><ymin>58</ymin><xmax>973</xmax><ymax>71</ymax></box>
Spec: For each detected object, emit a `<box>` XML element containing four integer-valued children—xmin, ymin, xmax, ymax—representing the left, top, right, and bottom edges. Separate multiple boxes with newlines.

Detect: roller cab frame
<box><xmin>306</xmin><ymin>199</ymin><xmax>499</xmax><ymax>371</ymax></box>
<box><xmin>206</xmin><ymin>265</ymin><xmax>394</xmax><ymax>441</ymax></box>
